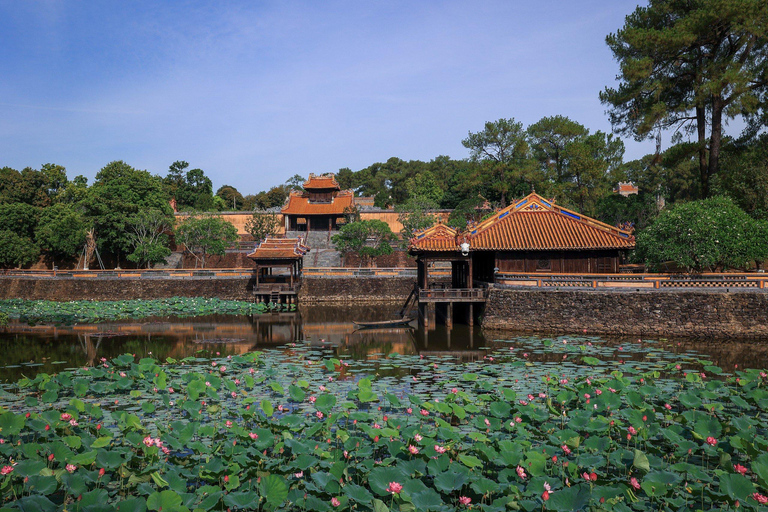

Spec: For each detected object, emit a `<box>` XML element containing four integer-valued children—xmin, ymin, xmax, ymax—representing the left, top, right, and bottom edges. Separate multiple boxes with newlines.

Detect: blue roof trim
<box><xmin>561</xmin><ymin>210</ymin><xmax>580</xmax><ymax>221</ymax></box>
<box><xmin>619</xmin><ymin>233</ymin><xmax>629</xmax><ymax>238</ymax></box>
<box><xmin>499</xmin><ymin>211</ymin><xmax>509</xmax><ymax>219</ymax></box>
<box><xmin>417</xmin><ymin>233</ymin><xmax>426</xmax><ymax>239</ymax></box>
<box><xmin>541</xmin><ymin>200</ymin><xmax>551</xmax><ymax>207</ymax></box>
<box><xmin>516</xmin><ymin>199</ymin><xmax>528</xmax><ymax>208</ymax></box>
<box><xmin>471</xmin><ymin>230</ymin><xmax>477</xmax><ymax>235</ymax></box>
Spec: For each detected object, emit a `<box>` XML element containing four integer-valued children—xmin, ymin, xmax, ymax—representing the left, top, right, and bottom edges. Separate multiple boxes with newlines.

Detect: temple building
<box><xmin>282</xmin><ymin>174</ymin><xmax>354</xmax><ymax>232</ymax></box>
<box><xmin>408</xmin><ymin>192</ymin><xmax>635</xmax><ymax>326</ymax></box>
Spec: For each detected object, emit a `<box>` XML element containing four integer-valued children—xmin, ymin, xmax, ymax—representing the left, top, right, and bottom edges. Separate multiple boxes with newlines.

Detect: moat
<box><xmin>2</xmin><ymin>305</ymin><xmax>768</xmax><ymax>382</ymax></box>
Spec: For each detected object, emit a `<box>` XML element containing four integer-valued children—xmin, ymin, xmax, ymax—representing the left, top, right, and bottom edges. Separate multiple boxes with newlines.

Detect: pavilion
<box><xmin>408</xmin><ymin>192</ymin><xmax>635</xmax><ymax>326</ymax></box>
<box><xmin>282</xmin><ymin>174</ymin><xmax>354</xmax><ymax>232</ymax></box>
<box><xmin>247</xmin><ymin>237</ymin><xmax>309</xmax><ymax>303</ymax></box>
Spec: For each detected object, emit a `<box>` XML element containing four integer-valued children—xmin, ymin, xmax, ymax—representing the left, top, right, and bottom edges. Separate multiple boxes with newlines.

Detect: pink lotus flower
<box><xmin>459</xmin><ymin>496</ymin><xmax>471</xmax><ymax>506</ymax></box>
<box><xmin>706</xmin><ymin>436</ymin><xmax>717</xmax><ymax>446</ymax></box>
<box><xmin>331</xmin><ymin>497</ymin><xmax>341</xmax><ymax>507</ymax></box>
<box><xmin>542</xmin><ymin>490</ymin><xmax>550</xmax><ymax>501</ymax></box>
<box><xmin>143</xmin><ymin>436</ymin><xmax>154</xmax><ymax>447</ymax></box>
<box><xmin>309</xmin><ymin>396</ymin><xmax>316</xmax><ymax>403</ymax></box>
<box><xmin>734</xmin><ymin>464</ymin><xmax>748</xmax><ymax>475</ymax></box>
<box><xmin>484</xmin><ymin>418</ymin><xmax>491</xmax><ymax>427</ymax></box>
<box><xmin>414</xmin><ymin>434</ymin><xmax>422</xmax><ymax>441</ymax></box>
<box><xmin>66</xmin><ymin>464</ymin><xmax>77</xmax><ymax>473</ymax></box>
<box><xmin>408</xmin><ymin>445</ymin><xmax>419</xmax><ymax>455</ymax></box>
<box><xmin>516</xmin><ymin>465</ymin><xmax>526</xmax><ymax>480</ymax></box>
<box><xmin>664</xmin><ymin>403</ymin><xmax>672</xmax><ymax>410</ymax></box>
<box><xmin>98</xmin><ymin>468</ymin><xmax>105</xmax><ymax>478</ymax></box>
<box><xmin>595</xmin><ymin>389</ymin><xmax>602</xmax><ymax>395</ymax></box>
<box><xmin>434</xmin><ymin>445</ymin><xmax>446</xmax><ymax>454</ymax></box>
<box><xmin>249</xmin><ymin>433</ymin><xmax>258</xmax><ymax>440</ymax></box>
<box><xmin>386</xmin><ymin>481</ymin><xmax>403</xmax><ymax>494</ymax></box>
<box><xmin>295</xmin><ymin>471</ymin><xmax>304</xmax><ymax>478</ymax></box>
<box><xmin>60</xmin><ymin>413</ymin><xmax>72</xmax><ymax>421</ymax></box>
<box><xmin>406</xmin><ymin>407</ymin><xmax>413</xmax><ymax>414</ymax></box>
<box><xmin>629</xmin><ymin>426</ymin><xmax>637</xmax><ymax>435</ymax></box>
<box><xmin>225</xmin><ymin>420</ymin><xmax>232</xmax><ymax>428</ymax></box>
<box><xmin>451</xmin><ymin>388</ymin><xmax>458</xmax><ymax>394</ymax></box>
<box><xmin>420</xmin><ymin>409</ymin><xmax>429</xmax><ymax>416</ymax></box>
<box><xmin>0</xmin><ymin>466</ymin><xmax>13</xmax><ymax>475</ymax></box>
<box><xmin>316</xmin><ymin>411</ymin><xmax>324</xmax><ymax>419</ymax></box>
<box><xmin>630</xmin><ymin>477</ymin><xmax>641</xmax><ymax>490</ymax></box>
<box><xmin>219</xmin><ymin>366</ymin><xmax>226</xmax><ymax>372</ymax></box>
<box><xmin>752</xmin><ymin>493</ymin><xmax>768</xmax><ymax>504</ymax></box>
<box><xmin>562</xmin><ymin>444</ymin><xmax>571</xmax><ymax>455</ymax></box>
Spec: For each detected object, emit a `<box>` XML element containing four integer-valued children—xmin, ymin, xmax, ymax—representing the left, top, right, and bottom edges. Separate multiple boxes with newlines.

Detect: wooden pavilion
<box><xmin>247</xmin><ymin>237</ymin><xmax>309</xmax><ymax>303</ymax></box>
<box><xmin>408</xmin><ymin>192</ymin><xmax>635</xmax><ymax>326</ymax></box>
<box><xmin>282</xmin><ymin>174</ymin><xmax>354</xmax><ymax>232</ymax></box>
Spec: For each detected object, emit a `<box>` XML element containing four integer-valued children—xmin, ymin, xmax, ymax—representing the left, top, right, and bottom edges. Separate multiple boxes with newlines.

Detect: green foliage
<box><xmin>125</xmin><ymin>209</ymin><xmax>174</xmax><ymax>268</ymax></box>
<box><xmin>600</xmin><ymin>0</ymin><xmax>768</xmax><ymax>197</ymax></box>
<box><xmin>175</xmin><ymin>214</ymin><xmax>239</xmax><ymax>268</ymax></box>
<box><xmin>0</xmin><ymin>165</ymin><xmax>65</xmax><ymax>207</ymax></box>
<box><xmin>0</xmin><ymin>230</ymin><xmax>39</xmax><ymax>268</ymax></box>
<box><xmin>716</xmin><ymin>133</ymin><xmax>768</xmax><ymax>219</ymax></box>
<box><xmin>244</xmin><ymin>211</ymin><xmax>279</xmax><ymax>243</ymax></box>
<box><xmin>637</xmin><ymin>196</ymin><xmax>768</xmax><ymax>271</ymax></box>
<box><xmin>447</xmin><ymin>196</ymin><xmax>488</xmax><ymax>230</ymax></box>
<box><xmin>35</xmin><ymin>203</ymin><xmax>88</xmax><ymax>262</ymax></box>
<box><xmin>84</xmin><ymin>161</ymin><xmax>171</xmax><ymax>260</ymax></box>
<box><xmin>215</xmin><ymin>185</ymin><xmax>245</xmax><ymax>211</ymax></box>
<box><xmin>396</xmin><ymin>198</ymin><xmax>438</xmax><ymax>244</ymax></box>
<box><xmin>163</xmin><ymin>161</ymin><xmax>215</xmax><ymax>211</ymax></box>
<box><xmin>332</xmin><ymin>219</ymin><xmax>394</xmax><ymax>266</ymax></box>
<box><xmin>1</xmin><ymin>337</ymin><xmax>767</xmax><ymax>511</ymax></box>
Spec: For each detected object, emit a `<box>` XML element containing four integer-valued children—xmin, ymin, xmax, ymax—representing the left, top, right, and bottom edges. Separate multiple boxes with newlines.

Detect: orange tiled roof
<box><xmin>467</xmin><ymin>193</ymin><xmax>634</xmax><ymax>250</ymax></box>
<box><xmin>303</xmin><ymin>173</ymin><xmax>340</xmax><ymax>190</ymax></box>
<box><xmin>247</xmin><ymin>237</ymin><xmax>310</xmax><ymax>260</ymax></box>
<box><xmin>282</xmin><ymin>190</ymin><xmax>354</xmax><ymax>215</ymax></box>
<box><xmin>409</xmin><ymin>224</ymin><xmax>462</xmax><ymax>252</ymax></box>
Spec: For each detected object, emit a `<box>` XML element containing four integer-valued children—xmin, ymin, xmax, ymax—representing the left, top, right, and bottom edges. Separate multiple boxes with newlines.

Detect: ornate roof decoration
<box><xmin>247</xmin><ymin>237</ymin><xmax>310</xmax><ymax>261</ymax></box>
<box><xmin>281</xmin><ymin>190</ymin><xmax>354</xmax><ymax>215</ymax></box>
<box><xmin>408</xmin><ymin>223</ymin><xmax>462</xmax><ymax>252</ymax></box>
<box><xmin>466</xmin><ymin>192</ymin><xmax>635</xmax><ymax>251</ymax></box>
<box><xmin>303</xmin><ymin>173</ymin><xmax>341</xmax><ymax>190</ymax></box>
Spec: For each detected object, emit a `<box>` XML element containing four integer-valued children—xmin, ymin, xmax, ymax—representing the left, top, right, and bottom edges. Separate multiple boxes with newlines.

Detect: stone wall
<box><xmin>0</xmin><ymin>277</ymin><xmax>255</xmax><ymax>302</ymax></box>
<box><xmin>299</xmin><ymin>277</ymin><xmax>414</xmax><ymax>304</ymax></box>
<box><xmin>483</xmin><ymin>287</ymin><xmax>768</xmax><ymax>338</ymax></box>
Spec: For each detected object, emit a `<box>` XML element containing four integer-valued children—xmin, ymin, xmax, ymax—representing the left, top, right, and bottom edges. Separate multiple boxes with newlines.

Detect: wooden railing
<box><xmin>494</xmin><ymin>272</ymin><xmax>768</xmax><ymax>290</ymax></box>
<box><xmin>419</xmin><ymin>288</ymin><xmax>488</xmax><ymax>301</ymax></box>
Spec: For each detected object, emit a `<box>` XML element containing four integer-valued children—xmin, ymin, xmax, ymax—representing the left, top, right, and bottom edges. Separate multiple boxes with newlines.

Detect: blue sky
<box><xmin>1</xmin><ymin>1</ymin><xmax>661</xmax><ymax>194</ymax></box>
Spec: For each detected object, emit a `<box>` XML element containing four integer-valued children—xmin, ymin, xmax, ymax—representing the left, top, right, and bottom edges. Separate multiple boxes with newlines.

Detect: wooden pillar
<box><xmin>468</xmin><ymin>303</ymin><xmax>474</xmax><ymax>326</ymax></box>
<box><xmin>468</xmin><ymin>258</ymin><xmax>473</xmax><ymax>288</ymax></box>
<box><xmin>290</xmin><ymin>264</ymin><xmax>294</xmax><ymax>289</ymax></box>
<box><xmin>419</xmin><ymin>302</ymin><xmax>428</xmax><ymax>328</ymax></box>
<box><xmin>446</xmin><ymin>302</ymin><xmax>453</xmax><ymax>328</ymax></box>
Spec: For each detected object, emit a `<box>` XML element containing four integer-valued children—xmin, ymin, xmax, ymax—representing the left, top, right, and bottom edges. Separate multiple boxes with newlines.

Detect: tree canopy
<box><xmin>600</xmin><ymin>0</ymin><xmax>768</xmax><ymax>198</ymax></box>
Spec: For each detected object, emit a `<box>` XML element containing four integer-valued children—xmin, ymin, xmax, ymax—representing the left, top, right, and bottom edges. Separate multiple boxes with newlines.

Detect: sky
<box><xmin>0</xmin><ymin>1</ymin><xmax>663</xmax><ymax>195</ymax></box>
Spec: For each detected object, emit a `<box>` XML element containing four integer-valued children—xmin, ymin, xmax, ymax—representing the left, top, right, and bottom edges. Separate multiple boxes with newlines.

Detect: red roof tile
<box><xmin>467</xmin><ymin>193</ymin><xmax>634</xmax><ymax>250</ymax></box>
<box><xmin>247</xmin><ymin>237</ymin><xmax>310</xmax><ymax>260</ymax></box>
<box><xmin>282</xmin><ymin>190</ymin><xmax>354</xmax><ymax>215</ymax></box>
<box><xmin>409</xmin><ymin>224</ymin><xmax>461</xmax><ymax>252</ymax></box>
<box><xmin>303</xmin><ymin>174</ymin><xmax>340</xmax><ymax>190</ymax></box>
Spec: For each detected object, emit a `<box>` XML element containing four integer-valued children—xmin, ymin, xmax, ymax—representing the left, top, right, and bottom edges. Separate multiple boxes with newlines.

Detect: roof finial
<box><xmin>531</xmin><ymin>184</ymin><xmax>535</xmax><ymax>193</ymax></box>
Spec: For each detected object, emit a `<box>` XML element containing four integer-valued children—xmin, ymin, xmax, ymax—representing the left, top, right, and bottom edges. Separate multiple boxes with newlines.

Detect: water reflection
<box><xmin>1</xmin><ymin>305</ymin><xmax>767</xmax><ymax>382</ymax></box>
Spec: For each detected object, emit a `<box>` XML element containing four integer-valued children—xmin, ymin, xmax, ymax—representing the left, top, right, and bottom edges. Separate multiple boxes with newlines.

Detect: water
<box><xmin>1</xmin><ymin>305</ymin><xmax>766</xmax><ymax>382</ymax></box>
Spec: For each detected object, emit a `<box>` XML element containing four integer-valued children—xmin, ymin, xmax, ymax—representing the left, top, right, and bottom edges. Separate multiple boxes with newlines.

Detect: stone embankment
<box><xmin>298</xmin><ymin>277</ymin><xmax>414</xmax><ymax>304</ymax></box>
<box><xmin>482</xmin><ymin>287</ymin><xmax>768</xmax><ymax>338</ymax></box>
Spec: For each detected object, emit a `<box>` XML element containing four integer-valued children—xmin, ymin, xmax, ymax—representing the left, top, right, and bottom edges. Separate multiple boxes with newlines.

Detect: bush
<box><xmin>636</xmin><ymin>196</ymin><xmax>768</xmax><ymax>272</ymax></box>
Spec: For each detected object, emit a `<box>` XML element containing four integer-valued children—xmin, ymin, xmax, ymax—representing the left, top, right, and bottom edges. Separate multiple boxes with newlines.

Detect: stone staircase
<box><xmin>308</xmin><ymin>248</ymin><xmax>342</xmax><ymax>267</ymax></box>
<box><xmin>153</xmin><ymin>252</ymin><xmax>183</xmax><ymax>270</ymax></box>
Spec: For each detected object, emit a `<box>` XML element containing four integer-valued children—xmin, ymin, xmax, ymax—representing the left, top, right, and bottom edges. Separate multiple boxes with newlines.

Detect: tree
<box><xmin>447</xmin><ymin>195</ymin><xmax>488</xmax><ymax>230</ymax></box>
<box><xmin>244</xmin><ymin>210</ymin><xmax>279</xmax><ymax>243</ymax></box>
<box><xmin>0</xmin><ymin>203</ymin><xmax>40</xmax><ymax>268</ymax></box>
<box><xmin>396</xmin><ymin>198</ymin><xmax>438</xmax><ymax>247</ymax></box>
<box><xmin>125</xmin><ymin>209</ymin><xmax>174</xmax><ymax>268</ymax></box>
<box><xmin>636</xmin><ymin>196</ymin><xmax>768</xmax><ymax>272</ymax></box>
<box><xmin>163</xmin><ymin>161</ymin><xmax>215</xmax><ymax>211</ymax></box>
<box><xmin>175</xmin><ymin>214</ymin><xmax>239</xmax><ymax>268</ymax></box>
<box><xmin>715</xmin><ymin>132</ymin><xmax>768</xmax><ymax>219</ymax></box>
<box><xmin>600</xmin><ymin>0</ymin><xmax>768</xmax><ymax>199</ymax></box>
<box><xmin>216</xmin><ymin>185</ymin><xmax>245</xmax><ymax>211</ymax></box>
<box><xmin>527</xmin><ymin>116</ymin><xmax>590</xmax><ymax>181</ymax></box>
<box><xmin>0</xmin><ymin>231</ymin><xmax>39</xmax><ymax>268</ymax></box>
<box><xmin>405</xmin><ymin>171</ymin><xmax>443</xmax><ymax>206</ymax></box>
<box><xmin>285</xmin><ymin>174</ymin><xmax>305</xmax><ymax>190</ymax></box>
<box><xmin>83</xmin><ymin>161</ymin><xmax>171</xmax><ymax>262</ymax></box>
<box><xmin>35</xmin><ymin>203</ymin><xmax>87</xmax><ymax>264</ymax></box>
<box><xmin>462</xmin><ymin>118</ymin><xmax>533</xmax><ymax>205</ymax></box>
<box><xmin>331</xmin><ymin>220</ymin><xmax>395</xmax><ymax>267</ymax></box>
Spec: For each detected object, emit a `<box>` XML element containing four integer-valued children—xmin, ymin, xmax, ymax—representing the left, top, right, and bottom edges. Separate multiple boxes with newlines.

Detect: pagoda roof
<box><xmin>409</xmin><ymin>224</ymin><xmax>461</xmax><ymax>252</ymax></box>
<box><xmin>303</xmin><ymin>173</ymin><xmax>340</xmax><ymax>190</ymax></box>
<box><xmin>467</xmin><ymin>192</ymin><xmax>635</xmax><ymax>251</ymax></box>
<box><xmin>247</xmin><ymin>237</ymin><xmax>310</xmax><ymax>261</ymax></box>
<box><xmin>282</xmin><ymin>190</ymin><xmax>354</xmax><ymax>216</ymax></box>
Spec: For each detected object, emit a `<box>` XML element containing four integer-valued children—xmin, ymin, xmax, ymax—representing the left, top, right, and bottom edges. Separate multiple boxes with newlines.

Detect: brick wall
<box><xmin>299</xmin><ymin>277</ymin><xmax>414</xmax><ymax>304</ymax></box>
<box><xmin>483</xmin><ymin>288</ymin><xmax>768</xmax><ymax>338</ymax></box>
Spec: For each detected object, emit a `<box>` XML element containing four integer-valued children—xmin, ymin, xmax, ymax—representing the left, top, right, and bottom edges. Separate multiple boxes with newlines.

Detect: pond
<box><xmin>2</xmin><ymin>305</ymin><xmax>768</xmax><ymax>382</ymax></box>
<box><xmin>2</xmin><ymin>304</ymin><xmax>768</xmax><ymax>511</ymax></box>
